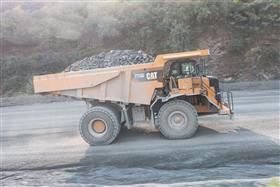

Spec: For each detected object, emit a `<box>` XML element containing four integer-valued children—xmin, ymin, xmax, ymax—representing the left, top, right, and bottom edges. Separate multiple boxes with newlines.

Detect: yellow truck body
<box><xmin>33</xmin><ymin>49</ymin><xmax>233</xmax><ymax>145</ymax></box>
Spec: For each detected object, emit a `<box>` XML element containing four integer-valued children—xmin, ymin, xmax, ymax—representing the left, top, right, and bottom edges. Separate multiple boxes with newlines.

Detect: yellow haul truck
<box><xmin>33</xmin><ymin>49</ymin><xmax>233</xmax><ymax>145</ymax></box>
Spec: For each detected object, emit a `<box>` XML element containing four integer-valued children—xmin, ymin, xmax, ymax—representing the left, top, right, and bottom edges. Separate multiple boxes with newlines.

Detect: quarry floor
<box><xmin>1</xmin><ymin>89</ymin><xmax>280</xmax><ymax>186</ymax></box>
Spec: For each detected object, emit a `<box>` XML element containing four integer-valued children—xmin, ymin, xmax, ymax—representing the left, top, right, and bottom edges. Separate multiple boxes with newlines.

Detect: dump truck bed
<box><xmin>33</xmin><ymin>50</ymin><xmax>209</xmax><ymax>105</ymax></box>
<box><xmin>34</xmin><ymin>62</ymin><xmax>163</xmax><ymax>105</ymax></box>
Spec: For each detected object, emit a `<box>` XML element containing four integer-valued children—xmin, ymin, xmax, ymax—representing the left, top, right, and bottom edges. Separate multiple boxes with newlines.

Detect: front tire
<box><xmin>79</xmin><ymin>106</ymin><xmax>121</xmax><ymax>145</ymax></box>
<box><xmin>157</xmin><ymin>100</ymin><xmax>198</xmax><ymax>139</ymax></box>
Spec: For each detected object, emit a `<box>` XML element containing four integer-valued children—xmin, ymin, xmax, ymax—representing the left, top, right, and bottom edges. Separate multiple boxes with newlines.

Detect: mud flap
<box><xmin>219</xmin><ymin>91</ymin><xmax>234</xmax><ymax>119</ymax></box>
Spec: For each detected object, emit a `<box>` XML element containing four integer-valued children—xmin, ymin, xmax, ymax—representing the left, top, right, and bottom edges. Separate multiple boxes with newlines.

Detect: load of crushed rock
<box><xmin>64</xmin><ymin>50</ymin><xmax>154</xmax><ymax>72</ymax></box>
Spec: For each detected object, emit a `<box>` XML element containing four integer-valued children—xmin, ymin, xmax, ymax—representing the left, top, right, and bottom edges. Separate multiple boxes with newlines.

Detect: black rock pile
<box><xmin>64</xmin><ymin>50</ymin><xmax>154</xmax><ymax>72</ymax></box>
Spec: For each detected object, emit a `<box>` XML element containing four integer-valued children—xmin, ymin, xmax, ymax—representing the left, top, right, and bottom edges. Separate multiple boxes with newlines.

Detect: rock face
<box><xmin>65</xmin><ymin>50</ymin><xmax>154</xmax><ymax>72</ymax></box>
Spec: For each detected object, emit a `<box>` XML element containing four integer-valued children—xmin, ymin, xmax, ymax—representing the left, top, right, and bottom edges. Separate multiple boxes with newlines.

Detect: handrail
<box><xmin>169</xmin><ymin>76</ymin><xmax>178</xmax><ymax>90</ymax></box>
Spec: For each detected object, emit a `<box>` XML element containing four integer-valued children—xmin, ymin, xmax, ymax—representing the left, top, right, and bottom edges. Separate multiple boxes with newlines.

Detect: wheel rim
<box><xmin>88</xmin><ymin>118</ymin><xmax>107</xmax><ymax>137</ymax></box>
<box><xmin>167</xmin><ymin>111</ymin><xmax>188</xmax><ymax>129</ymax></box>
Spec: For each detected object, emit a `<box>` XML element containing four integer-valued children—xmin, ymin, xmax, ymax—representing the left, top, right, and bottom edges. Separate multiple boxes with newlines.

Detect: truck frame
<box><xmin>33</xmin><ymin>49</ymin><xmax>233</xmax><ymax>145</ymax></box>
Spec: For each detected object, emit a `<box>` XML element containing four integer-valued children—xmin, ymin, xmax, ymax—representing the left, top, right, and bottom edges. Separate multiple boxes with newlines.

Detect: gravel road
<box><xmin>1</xmin><ymin>90</ymin><xmax>280</xmax><ymax>186</ymax></box>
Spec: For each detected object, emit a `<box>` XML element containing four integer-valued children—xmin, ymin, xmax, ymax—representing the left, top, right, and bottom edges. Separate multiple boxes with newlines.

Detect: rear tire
<box><xmin>79</xmin><ymin>106</ymin><xmax>121</xmax><ymax>145</ymax></box>
<box><xmin>157</xmin><ymin>100</ymin><xmax>198</xmax><ymax>139</ymax></box>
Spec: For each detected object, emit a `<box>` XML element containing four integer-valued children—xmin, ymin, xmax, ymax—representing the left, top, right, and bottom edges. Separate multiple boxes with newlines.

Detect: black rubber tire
<box><xmin>157</xmin><ymin>100</ymin><xmax>198</xmax><ymax>139</ymax></box>
<box><xmin>92</xmin><ymin>103</ymin><xmax>121</xmax><ymax>121</ymax></box>
<box><xmin>79</xmin><ymin>106</ymin><xmax>121</xmax><ymax>146</ymax></box>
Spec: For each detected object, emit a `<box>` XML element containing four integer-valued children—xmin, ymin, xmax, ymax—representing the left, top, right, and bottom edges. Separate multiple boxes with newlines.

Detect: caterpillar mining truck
<box><xmin>33</xmin><ymin>49</ymin><xmax>234</xmax><ymax>145</ymax></box>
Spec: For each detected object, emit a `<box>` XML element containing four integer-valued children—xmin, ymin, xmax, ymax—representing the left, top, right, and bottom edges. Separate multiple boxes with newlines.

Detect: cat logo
<box><xmin>133</xmin><ymin>71</ymin><xmax>161</xmax><ymax>81</ymax></box>
<box><xmin>146</xmin><ymin>72</ymin><xmax>158</xmax><ymax>80</ymax></box>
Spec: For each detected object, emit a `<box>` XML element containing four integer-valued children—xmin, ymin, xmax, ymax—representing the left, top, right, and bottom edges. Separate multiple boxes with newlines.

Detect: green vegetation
<box><xmin>1</xmin><ymin>0</ymin><xmax>279</xmax><ymax>95</ymax></box>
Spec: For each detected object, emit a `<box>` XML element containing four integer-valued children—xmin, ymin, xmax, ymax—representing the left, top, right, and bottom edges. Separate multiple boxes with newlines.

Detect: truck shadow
<box><xmin>115</xmin><ymin>124</ymin><xmax>220</xmax><ymax>144</ymax></box>
<box><xmin>64</xmin><ymin>123</ymin><xmax>280</xmax><ymax>185</ymax></box>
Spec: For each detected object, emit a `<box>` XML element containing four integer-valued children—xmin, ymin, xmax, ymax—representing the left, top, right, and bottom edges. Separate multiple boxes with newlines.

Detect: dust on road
<box><xmin>1</xmin><ymin>90</ymin><xmax>280</xmax><ymax>186</ymax></box>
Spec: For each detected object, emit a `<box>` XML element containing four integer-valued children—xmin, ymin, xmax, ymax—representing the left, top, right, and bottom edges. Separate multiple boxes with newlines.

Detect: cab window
<box><xmin>181</xmin><ymin>62</ymin><xmax>195</xmax><ymax>76</ymax></box>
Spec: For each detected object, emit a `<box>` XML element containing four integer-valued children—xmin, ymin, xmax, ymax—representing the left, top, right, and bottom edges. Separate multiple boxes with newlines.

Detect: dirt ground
<box><xmin>1</xmin><ymin>89</ymin><xmax>280</xmax><ymax>186</ymax></box>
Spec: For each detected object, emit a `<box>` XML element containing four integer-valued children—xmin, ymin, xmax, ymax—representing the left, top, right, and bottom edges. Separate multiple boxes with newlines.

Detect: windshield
<box><xmin>170</xmin><ymin>62</ymin><xmax>197</xmax><ymax>78</ymax></box>
<box><xmin>181</xmin><ymin>62</ymin><xmax>195</xmax><ymax>76</ymax></box>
